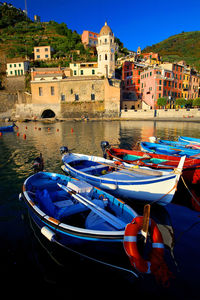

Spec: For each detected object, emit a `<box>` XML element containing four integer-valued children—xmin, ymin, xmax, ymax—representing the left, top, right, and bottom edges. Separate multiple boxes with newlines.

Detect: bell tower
<box><xmin>96</xmin><ymin>22</ymin><xmax>116</xmax><ymax>78</ymax></box>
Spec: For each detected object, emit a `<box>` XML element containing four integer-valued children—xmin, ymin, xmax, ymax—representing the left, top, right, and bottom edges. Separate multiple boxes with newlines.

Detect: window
<box><xmin>105</xmin><ymin>54</ymin><xmax>107</xmax><ymax>60</ymax></box>
<box><xmin>80</xmin><ymin>70</ymin><xmax>84</xmax><ymax>75</ymax></box>
<box><xmin>74</xmin><ymin>70</ymin><xmax>77</xmax><ymax>75</ymax></box>
<box><xmin>51</xmin><ymin>86</ymin><xmax>55</xmax><ymax>95</ymax></box>
<box><xmin>39</xmin><ymin>87</ymin><xmax>43</xmax><ymax>96</ymax></box>
<box><xmin>92</xmin><ymin>69</ymin><xmax>95</xmax><ymax>75</ymax></box>
<box><xmin>61</xmin><ymin>94</ymin><xmax>65</xmax><ymax>101</ymax></box>
<box><xmin>15</xmin><ymin>70</ymin><xmax>17</xmax><ymax>75</ymax></box>
<box><xmin>71</xmin><ymin>89</ymin><xmax>73</xmax><ymax>94</ymax></box>
<box><xmin>75</xmin><ymin>94</ymin><xmax>79</xmax><ymax>101</ymax></box>
<box><xmin>36</xmin><ymin>49</ymin><xmax>40</xmax><ymax>52</ymax></box>
<box><xmin>91</xmin><ymin>94</ymin><xmax>95</xmax><ymax>100</ymax></box>
<box><xmin>14</xmin><ymin>64</ymin><xmax>16</xmax><ymax>67</ymax></box>
<box><xmin>37</xmin><ymin>55</ymin><xmax>40</xmax><ymax>58</ymax></box>
<box><xmin>45</xmin><ymin>54</ymin><xmax>49</xmax><ymax>58</ymax></box>
<box><xmin>45</xmin><ymin>48</ymin><xmax>48</xmax><ymax>51</ymax></box>
<box><xmin>19</xmin><ymin>64</ymin><xmax>21</xmax><ymax>67</ymax></box>
<box><xmin>9</xmin><ymin>64</ymin><xmax>12</xmax><ymax>68</ymax></box>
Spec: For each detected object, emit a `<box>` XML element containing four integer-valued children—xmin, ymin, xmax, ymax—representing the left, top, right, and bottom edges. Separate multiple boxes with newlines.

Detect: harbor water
<box><xmin>0</xmin><ymin>120</ymin><xmax>200</xmax><ymax>299</ymax></box>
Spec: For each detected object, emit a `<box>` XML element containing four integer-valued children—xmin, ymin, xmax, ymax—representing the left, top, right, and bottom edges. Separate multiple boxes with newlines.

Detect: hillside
<box><xmin>142</xmin><ymin>31</ymin><xmax>200</xmax><ymax>70</ymax></box>
<box><xmin>0</xmin><ymin>2</ymin><xmax>96</xmax><ymax>66</ymax></box>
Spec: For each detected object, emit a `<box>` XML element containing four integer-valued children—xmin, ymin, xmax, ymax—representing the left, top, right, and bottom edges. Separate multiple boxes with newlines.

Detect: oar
<box><xmin>141</xmin><ymin>204</ymin><xmax>151</xmax><ymax>244</ymax></box>
<box><xmin>57</xmin><ymin>183</ymin><xmax>126</xmax><ymax>230</ymax></box>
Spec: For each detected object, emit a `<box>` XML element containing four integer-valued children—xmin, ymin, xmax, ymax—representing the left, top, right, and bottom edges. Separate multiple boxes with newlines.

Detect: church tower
<box><xmin>96</xmin><ymin>22</ymin><xmax>116</xmax><ymax>78</ymax></box>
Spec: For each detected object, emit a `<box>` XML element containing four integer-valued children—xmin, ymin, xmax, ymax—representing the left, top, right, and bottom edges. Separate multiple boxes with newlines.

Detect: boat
<box><xmin>60</xmin><ymin>146</ymin><xmax>185</xmax><ymax>206</ymax></box>
<box><xmin>102</xmin><ymin>142</ymin><xmax>200</xmax><ymax>186</ymax></box>
<box><xmin>0</xmin><ymin>124</ymin><xmax>16</xmax><ymax>132</ymax></box>
<box><xmin>140</xmin><ymin>141</ymin><xmax>200</xmax><ymax>157</ymax></box>
<box><xmin>179</xmin><ymin>136</ymin><xmax>200</xmax><ymax>146</ymax></box>
<box><xmin>149</xmin><ymin>136</ymin><xmax>200</xmax><ymax>149</ymax></box>
<box><xmin>19</xmin><ymin>171</ymin><xmax>139</xmax><ymax>275</ymax></box>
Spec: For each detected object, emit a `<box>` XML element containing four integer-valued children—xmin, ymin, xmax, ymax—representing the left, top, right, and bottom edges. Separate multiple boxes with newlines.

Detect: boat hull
<box><xmin>0</xmin><ymin>125</ymin><xmax>15</xmax><ymax>132</ymax></box>
<box><xmin>20</xmin><ymin>171</ymin><xmax>138</xmax><ymax>274</ymax></box>
<box><xmin>140</xmin><ymin>141</ymin><xmax>200</xmax><ymax>157</ymax></box>
<box><xmin>179</xmin><ymin>136</ymin><xmax>200</xmax><ymax>146</ymax></box>
<box><xmin>61</xmin><ymin>153</ymin><xmax>184</xmax><ymax>206</ymax></box>
<box><xmin>106</xmin><ymin>147</ymin><xmax>200</xmax><ymax>185</ymax></box>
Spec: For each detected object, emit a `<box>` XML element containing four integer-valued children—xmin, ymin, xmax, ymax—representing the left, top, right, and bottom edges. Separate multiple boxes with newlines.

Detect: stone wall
<box><xmin>0</xmin><ymin>91</ymin><xmax>17</xmax><ymax>113</ymax></box>
<box><xmin>5</xmin><ymin>76</ymin><xmax>26</xmax><ymax>92</ymax></box>
<box><xmin>121</xmin><ymin>108</ymin><xmax>200</xmax><ymax>119</ymax></box>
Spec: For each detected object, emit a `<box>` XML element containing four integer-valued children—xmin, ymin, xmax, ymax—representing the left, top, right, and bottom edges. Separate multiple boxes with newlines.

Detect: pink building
<box><xmin>140</xmin><ymin>68</ymin><xmax>164</xmax><ymax>108</ymax></box>
<box><xmin>81</xmin><ymin>30</ymin><xmax>99</xmax><ymax>47</ymax></box>
<box><xmin>189</xmin><ymin>74</ymin><xmax>199</xmax><ymax>99</ymax></box>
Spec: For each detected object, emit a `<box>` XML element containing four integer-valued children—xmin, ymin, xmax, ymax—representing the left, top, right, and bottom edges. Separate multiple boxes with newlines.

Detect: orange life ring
<box><xmin>123</xmin><ymin>216</ymin><xmax>164</xmax><ymax>274</ymax></box>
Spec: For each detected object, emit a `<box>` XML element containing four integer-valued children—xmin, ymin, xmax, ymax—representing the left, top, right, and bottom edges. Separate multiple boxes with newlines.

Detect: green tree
<box><xmin>193</xmin><ymin>97</ymin><xmax>200</xmax><ymax>108</ymax></box>
<box><xmin>175</xmin><ymin>98</ymin><xmax>186</xmax><ymax>108</ymax></box>
<box><xmin>156</xmin><ymin>97</ymin><xmax>168</xmax><ymax>108</ymax></box>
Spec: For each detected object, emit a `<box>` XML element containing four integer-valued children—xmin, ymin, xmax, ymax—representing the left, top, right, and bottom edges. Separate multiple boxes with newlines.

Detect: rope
<box><xmin>181</xmin><ymin>175</ymin><xmax>200</xmax><ymax>207</ymax></box>
<box><xmin>150</xmin><ymin>182</ymin><xmax>178</xmax><ymax>205</ymax></box>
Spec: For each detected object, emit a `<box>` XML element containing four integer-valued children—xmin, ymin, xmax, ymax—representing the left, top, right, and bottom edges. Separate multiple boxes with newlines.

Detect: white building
<box><xmin>96</xmin><ymin>22</ymin><xmax>117</xmax><ymax>78</ymax></box>
<box><xmin>6</xmin><ymin>59</ymin><xmax>30</xmax><ymax>77</ymax></box>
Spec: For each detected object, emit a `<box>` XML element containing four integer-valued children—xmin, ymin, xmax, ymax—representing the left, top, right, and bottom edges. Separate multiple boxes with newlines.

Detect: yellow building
<box><xmin>34</xmin><ymin>46</ymin><xmax>52</xmax><ymax>61</ymax></box>
<box><xmin>69</xmin><ymin>62</ymin><xmax>98</xmax><ymax>76</ymax></box>
<box><xmin>182</xmin><ymin>70</ymin><xmax>190</xmax><ymax>99</ymax></box>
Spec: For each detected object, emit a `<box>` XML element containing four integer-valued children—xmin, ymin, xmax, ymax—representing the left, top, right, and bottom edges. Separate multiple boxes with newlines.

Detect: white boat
<box><xmin>60</xmin><ymin>147</ymin><xmax>185</xmax><ymax>206</ymax></box>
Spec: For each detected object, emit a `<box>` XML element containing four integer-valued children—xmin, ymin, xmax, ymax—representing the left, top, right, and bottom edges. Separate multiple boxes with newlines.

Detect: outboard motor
<box><xmin>60</xmin><ymin>146</ymin><xmax>69</xmax><ymax>155</ymax></box>
<box><xmin>33</xmin><ymin>153</ymin><xmax>44</xmax><ymax>173</ymax></box>
<box><xmin>100</xmin><ymin>141</ymin><xmax>110</xmax><ymax>158</ymax></box>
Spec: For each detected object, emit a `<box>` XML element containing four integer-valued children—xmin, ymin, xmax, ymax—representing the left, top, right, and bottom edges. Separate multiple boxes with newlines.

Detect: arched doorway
<box><xmin>41</xmin><ymin>109</ymin><xmax>55</xmax><ymax>118</ymax></box>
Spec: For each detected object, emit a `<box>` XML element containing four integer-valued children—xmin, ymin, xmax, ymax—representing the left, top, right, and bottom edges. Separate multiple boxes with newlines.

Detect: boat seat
<box><xmin>80</xmin><ymin>164</ymin><xmax>106</xmax><ymax>174</ymax></box>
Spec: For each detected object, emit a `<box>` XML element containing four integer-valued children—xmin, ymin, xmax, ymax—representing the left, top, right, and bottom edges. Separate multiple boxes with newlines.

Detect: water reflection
<box><xmin>1</xmin><ymin>120</ymin><xmax>200</xmax><ymax>298</ymax></box>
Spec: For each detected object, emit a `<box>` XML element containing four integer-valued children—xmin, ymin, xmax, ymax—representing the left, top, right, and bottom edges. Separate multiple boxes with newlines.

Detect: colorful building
<box><xmin>81</xmin><ymin>30</ymin><xmax>99</xmax><ymax>48</ymax></box>
<box><xmin>140</xmin><ymin>63</ymin><xmax>185</xmax><ymax>108</ymax></box>
<box><xmin>34</xmin><ymin>46</ymin><xmax>52</xmax><ymax>61</ymax></box>
<box><xmin>182</xmin><ymin>69</ymin><xmax>190</xmax><ymax>99</ymax></box>
<box><xmin>122</xmin><ymin>61</ymin><xmax>143</xmax><ymax>98</ymax></box>
<box><xmin>189</xmin><ymin>73</ymin><xmax>199</xmax><ymax>99</ymax></box>
<box><xmin>6</xmin><ymin>58</ymin><xmax>30</xmax><ymax>77</ymax></box>
<box><xmin>69</xmin><ymin>62</ymin><xmax>98</xmax><ymax>76</ymax></box>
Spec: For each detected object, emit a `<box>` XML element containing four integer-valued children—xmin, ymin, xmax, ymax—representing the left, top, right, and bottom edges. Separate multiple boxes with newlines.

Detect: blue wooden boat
<box><xmin>140</xmin><ymin>141</ymin><xmax>200</xmax><ymax>157</ymax></box>
<box><xmin>179</xmin><ymin>136</ymin><xmax>200</xmax><ymax>146</ymax></box>
<box><xmin>19</xmin><ymin>171</ymin><xmax>139</xmax><ymax>275</ymax></box>
<box><xmin>60</xmin><ymin>147</ymin><xmax>185</xmax><ymax>206</ymax></box>
<box><xmin>149</xmin><ymin>136</ymin><xmax>199</xmax><ymax>149</ymax></box>
<box><xmin>0</xmin><ymin>124</ymin><xmax>16</xmax><ymax>132</ymax></box>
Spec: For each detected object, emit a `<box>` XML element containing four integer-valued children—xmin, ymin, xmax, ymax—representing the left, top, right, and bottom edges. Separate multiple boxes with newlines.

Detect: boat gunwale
<box><xmin>22</xmin><ymin>173</ymin><xmax>135</xmax><ymax>240</ymax></box>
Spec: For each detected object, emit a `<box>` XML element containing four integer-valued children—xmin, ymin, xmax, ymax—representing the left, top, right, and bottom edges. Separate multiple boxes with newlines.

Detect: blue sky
<box><xmin>7</xmin><ymin>0</ymin><xmax>200</xmax><ymax>51</ymax></box>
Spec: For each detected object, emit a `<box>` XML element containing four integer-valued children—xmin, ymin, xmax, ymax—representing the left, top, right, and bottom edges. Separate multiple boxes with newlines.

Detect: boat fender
<box><xmin>124</xmin><ymin>216</ymin><xmax>173</xmax><ymax>287</ymax></box>
<box><xmin>41</xmin><ymin>226</ymin><xmax>56</xmax><ymax>242</ymax></box>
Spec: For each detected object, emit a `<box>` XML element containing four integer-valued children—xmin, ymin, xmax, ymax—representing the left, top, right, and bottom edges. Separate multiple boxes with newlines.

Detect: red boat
<box><xmin>101</xmin><ymin>142</ymin><xmax>200</xmax><ymax>211</ymax></box>
<box><xmin>103</xmin><ymin>145</ymin><xmax>200</xmax><ymax>184</ymax></box>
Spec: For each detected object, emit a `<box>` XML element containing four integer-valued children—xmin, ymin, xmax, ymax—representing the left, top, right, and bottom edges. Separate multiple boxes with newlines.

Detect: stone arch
<box><xmin>41</xmin><ymin>109</ymin><xmax>56</xmax><ymax>118</ymax></box>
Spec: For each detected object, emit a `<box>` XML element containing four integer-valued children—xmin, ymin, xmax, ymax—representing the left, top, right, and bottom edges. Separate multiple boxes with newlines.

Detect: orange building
<box><xmin>81</xmin><ymin>30</ymin><xmax>99</xmax><ymax>47</ymax></box>
<box><xmin>122</xmin><ymin>61</ymin><xmax>144</xmax><ymax>98</ymax></box>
